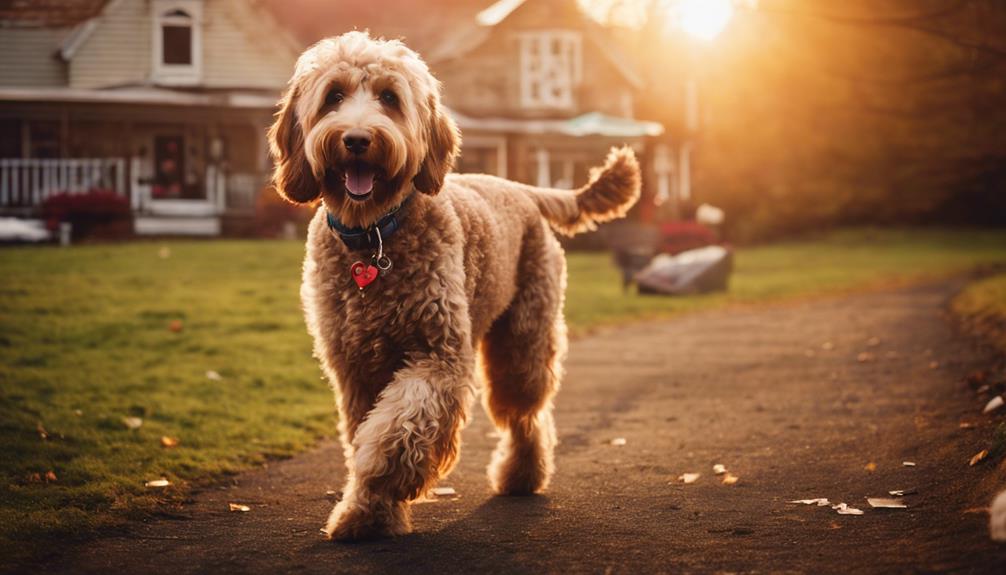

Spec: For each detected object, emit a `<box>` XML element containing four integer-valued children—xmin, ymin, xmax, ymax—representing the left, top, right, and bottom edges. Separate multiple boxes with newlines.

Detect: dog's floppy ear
<box><xmin>413</xmin><ymin>95</ymin><xmax>460</xmax><ymax>195</ymax></box>
<box><xmin>268</xmin><ymin>86</ymin><xmax>321</xmax><ymax>204</ymax></box>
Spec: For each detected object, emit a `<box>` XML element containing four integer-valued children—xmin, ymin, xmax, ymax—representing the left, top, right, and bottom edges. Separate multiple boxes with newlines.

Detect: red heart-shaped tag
<box><xmin>350</xmin><ymin>261</ymin><xmax>379</xmax><ymax>289</ymax></box>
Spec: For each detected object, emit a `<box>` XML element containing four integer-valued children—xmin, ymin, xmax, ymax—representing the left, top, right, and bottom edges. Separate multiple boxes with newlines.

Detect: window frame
<box><xmin>517</xmin><ymin>30</ymin><xmax>583</xmax><ymax>111</ymax></box>
<box><xmin>151</xmin><ymin>0</ymin><xmax>203</xmax><ymax>86</ymax></box>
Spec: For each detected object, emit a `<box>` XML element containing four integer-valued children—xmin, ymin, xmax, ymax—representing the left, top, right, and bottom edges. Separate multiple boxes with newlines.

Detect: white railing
<box><xmin>0</xmin><ymin>158</ymin><xmax>127</xmax><ymax>208</ymax></box>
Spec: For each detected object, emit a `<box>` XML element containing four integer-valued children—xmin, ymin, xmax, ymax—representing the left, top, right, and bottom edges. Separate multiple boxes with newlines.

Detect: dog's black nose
<box><xmin>342</xmin><ymin>131</ymin><xmax>371</xmax><ymax>155</ymax></box>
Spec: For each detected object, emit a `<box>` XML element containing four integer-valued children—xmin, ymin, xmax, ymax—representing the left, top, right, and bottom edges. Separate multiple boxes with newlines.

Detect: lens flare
<box><xmin>674</xmin><ymin>0</ymin><xmax>735</xmax><ymax>41</ymax></box>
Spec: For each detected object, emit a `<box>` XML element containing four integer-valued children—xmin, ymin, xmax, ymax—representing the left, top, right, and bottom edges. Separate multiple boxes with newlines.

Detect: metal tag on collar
<box><xmin>372</xmin><ymin>226</ymin><xmax>392</xmax><ymax>271</ymax></box>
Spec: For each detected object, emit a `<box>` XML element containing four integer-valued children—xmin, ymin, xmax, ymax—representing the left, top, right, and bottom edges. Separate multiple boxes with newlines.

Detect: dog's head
<box><xmin>268</xmin><ymin>31</ymin><xmax>460</xmax><ymax>228</ymax></box>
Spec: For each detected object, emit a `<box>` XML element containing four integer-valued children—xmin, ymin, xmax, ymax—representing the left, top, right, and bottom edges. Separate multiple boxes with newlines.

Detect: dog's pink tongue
<box><xmin>344</xmin><ymin>164</ymin><xmax>375</xmax><ymax>197</ymax></box>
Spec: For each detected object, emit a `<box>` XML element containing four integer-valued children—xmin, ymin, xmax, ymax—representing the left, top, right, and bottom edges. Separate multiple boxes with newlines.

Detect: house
<box><xmin>0</xmin><ymin>0</ymin><xmax>299</xmax><ymax>235</ymax></box>
<box><xmin>426</xmin><ymin>0</ymin><xmax>665</xmax><ymax>197</ymax></box>
<box><xmin>1</xmin><ymin>0</ymin><xmax>686</xmax><ymax>237</ymax></box>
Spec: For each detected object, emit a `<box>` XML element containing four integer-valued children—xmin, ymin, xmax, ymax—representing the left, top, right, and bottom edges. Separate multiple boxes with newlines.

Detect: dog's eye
<box><xmin>379</xmin><ymin>90</ymin><xmax>398</xmax><ymax>107</ymax></box>
<box><xmin>325</xmin><ymin>89</ymin><xmax>344</xmax><ymax>107</ymax></box>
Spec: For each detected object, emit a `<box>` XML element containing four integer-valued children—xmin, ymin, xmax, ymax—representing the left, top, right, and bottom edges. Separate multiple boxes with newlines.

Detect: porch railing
<box><xmin>0</xmin><ymin>158</ymin><xmax>127</xmax><ymax>208</ymax></box>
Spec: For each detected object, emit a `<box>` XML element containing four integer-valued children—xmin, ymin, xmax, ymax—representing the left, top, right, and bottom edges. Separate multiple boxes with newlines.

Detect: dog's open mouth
<box><xmin>342</xmin><ymin>161</ymin><xmax>376</xmax><ymax>202</ymax></box>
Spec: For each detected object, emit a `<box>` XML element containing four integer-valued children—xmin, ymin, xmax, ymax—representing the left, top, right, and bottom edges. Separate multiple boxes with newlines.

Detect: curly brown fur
<box><xmin>270</xmin><ymin>31</ymin><xmax>640</xmax><ymax>541</ymax></box>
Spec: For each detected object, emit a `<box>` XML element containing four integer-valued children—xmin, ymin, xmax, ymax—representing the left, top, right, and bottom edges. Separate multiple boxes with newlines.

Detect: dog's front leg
<box><xmin>325</xmin><ymin>336</ymin><xmax>475</xmax><ymax>540</ymax></box>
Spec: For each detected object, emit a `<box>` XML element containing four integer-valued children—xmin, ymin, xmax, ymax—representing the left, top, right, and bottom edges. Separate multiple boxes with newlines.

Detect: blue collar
<box><xmin>325</xmin><ymin>194</ymin><xmax>414</xmax><ymax>252</ymax></box>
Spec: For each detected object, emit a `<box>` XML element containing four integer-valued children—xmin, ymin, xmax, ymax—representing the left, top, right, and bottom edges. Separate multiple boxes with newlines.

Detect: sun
<box><xmin>672</xmin><ymin>0</ymin><xmax>735</xmax><ymax>41</ymax></box>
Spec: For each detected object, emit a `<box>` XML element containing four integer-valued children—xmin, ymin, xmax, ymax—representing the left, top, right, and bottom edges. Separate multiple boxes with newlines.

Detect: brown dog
<box><xmin>268</xmin><ymin>31</ymin><xmax>640</xmax><ymax>540</ymax></box>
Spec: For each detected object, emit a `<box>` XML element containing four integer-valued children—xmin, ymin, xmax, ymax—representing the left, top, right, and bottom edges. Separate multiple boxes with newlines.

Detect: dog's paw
<box><xmin>488</xmin><ymin>448</ymin><xmax>549</xmax><ymax>496</ymax></box>
<box><xmin>322</xmin><ymin>499</ymin><xmax>411</xmax><ymax>542</ymax></box>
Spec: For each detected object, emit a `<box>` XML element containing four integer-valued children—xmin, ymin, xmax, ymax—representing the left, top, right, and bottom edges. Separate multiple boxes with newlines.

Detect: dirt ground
<box><xmin>33</xmin><ymin>281</ymin><xmax>1006</xmax><ymax>574</ymax></box>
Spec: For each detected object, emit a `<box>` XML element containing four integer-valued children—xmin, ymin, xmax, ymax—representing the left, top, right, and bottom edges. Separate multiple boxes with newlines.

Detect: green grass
<box><xmin>1</xmin><ymin>227</ymin><xmax>1005</xmax><ymax>563</ymax></box>
<box><xmin>952</xmin><ymin>272</ymin><xmax>1006</xmax><ymax>354</ymax></box>
<box><xmin>566</xmin><ymin>227</ymin><xmax>1006</xmax><ymax>330</ymax></box>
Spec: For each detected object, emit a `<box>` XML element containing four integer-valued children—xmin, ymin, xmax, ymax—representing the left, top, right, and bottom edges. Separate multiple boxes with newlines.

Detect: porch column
<box><xmin>535</xmin><ymin>147</ymin><xmax>550</xmax><ymax>188</ymax></box>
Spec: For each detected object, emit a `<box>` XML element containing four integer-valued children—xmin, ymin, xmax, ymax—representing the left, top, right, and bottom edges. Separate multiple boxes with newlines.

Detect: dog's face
<box><xmin>269</xmin><ymin>32</ymin><xmax>460</xmax><ymax>228</ymax></box>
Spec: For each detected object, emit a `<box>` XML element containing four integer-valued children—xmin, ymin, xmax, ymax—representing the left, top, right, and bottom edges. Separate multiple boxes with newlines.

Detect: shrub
<box><xmin>254</xmin><ymin>185</ymin><xmax>315</xmax><ymax>238</ymax></box>
<box><xmin>41</xmin><ymin>190</ymin><xmax>133</xmax><ymax>241</ymax></box>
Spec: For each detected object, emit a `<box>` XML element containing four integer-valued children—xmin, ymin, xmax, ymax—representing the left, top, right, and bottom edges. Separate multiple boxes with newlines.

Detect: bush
<box><xmin>254</xmin><ymin>185</ymin><xmax>315</xmax><ymax>238</ymax></box>
<box><xmin>41</xmin><ymin>190</ymin><xmax>133</xmax><ymax>241</ymax></box>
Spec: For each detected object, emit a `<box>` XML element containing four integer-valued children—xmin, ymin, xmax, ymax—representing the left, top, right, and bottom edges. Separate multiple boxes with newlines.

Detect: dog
<box><xmin>268</xmin><ymin>31</ymin><xmax>641</xmax><ymax>541</ymax></box>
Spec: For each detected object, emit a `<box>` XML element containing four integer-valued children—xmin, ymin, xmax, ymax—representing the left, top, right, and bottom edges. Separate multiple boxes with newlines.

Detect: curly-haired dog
<box><xmin>269</xmin><ymin>31</ymin><xmax>640</xmax><ymax>541</ymax></box>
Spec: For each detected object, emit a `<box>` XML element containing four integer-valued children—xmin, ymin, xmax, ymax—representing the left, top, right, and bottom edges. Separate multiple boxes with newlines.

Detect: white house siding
<box><xmin>0</xmin><ymin>28</ymin><xmax>68</xmax><ymax>87</ymax></box>
<box><xmin>69</xmin><ymin>0</ymin><xmax>150</xmax><ymax>89</ymax></box>
<box><xmin>201</xmin><ymin>0</ymin><xmax>297</xmax><ymax>90</ymax></box>
<box><xmin>67</xmin><ymin>0</ymin><xmax>294</xmax><ymax>91</ymax></box>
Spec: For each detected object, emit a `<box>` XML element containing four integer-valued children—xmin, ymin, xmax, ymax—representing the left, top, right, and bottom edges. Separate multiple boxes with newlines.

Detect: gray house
<box><xmin>0</xmin><ymin>0</ymin><xmax>299</xmax><ymax>235</ymax></box>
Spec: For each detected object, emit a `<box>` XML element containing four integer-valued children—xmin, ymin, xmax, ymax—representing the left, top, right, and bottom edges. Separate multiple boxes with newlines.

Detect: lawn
<box><xmin>952</xmin><ymin>272</ymin><xmax>1006</xmax><ymax>354</ymax></box>
<box><xmin>2</xmin><ymin>227</ymin><xmax>1005</xmax><ymax>562</ymax></box>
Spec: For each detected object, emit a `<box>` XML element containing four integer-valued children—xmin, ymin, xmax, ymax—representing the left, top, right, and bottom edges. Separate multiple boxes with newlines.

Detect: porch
<box><xmin>0</xmin><ymin>157</ymin><xmax>265</xmax><ymax>235</ymax></box>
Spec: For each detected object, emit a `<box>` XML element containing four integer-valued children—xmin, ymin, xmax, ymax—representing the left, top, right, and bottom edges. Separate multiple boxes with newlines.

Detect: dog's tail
<box><xmin>525</xmin><ymin>146</ymin><xmax>641</xmax><ymax>236</ymax></box>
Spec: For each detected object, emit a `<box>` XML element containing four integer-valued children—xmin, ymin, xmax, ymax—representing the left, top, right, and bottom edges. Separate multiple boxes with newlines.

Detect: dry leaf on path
<box><xmin>832</xmin><ymin>503</ymin><xmax>864</xmax><ymax>516</ymax></box>
<box><xmin>790</xmin><ymin>498</ymin><xmax>831</xmax><ymax>506</ymax></box>
<box><xmin>678</xmin><ymin>473</ymin><xmax>700</xmax><ymax>484</ymax></box>
<box><xmin>970</xmin><ymin>450</ymin><xmax>989</xmax><ymax>466</ymax></box>
<box><xmin>228</xmin><ymin>503</ymin><xmax>251</xmax><ymax>512</ymax></box>
<box><xmin>721</xmin><ymin>473</ymin><xmax>740</xmax><ymax>485</ymax></box>
<box><xmin>888</xmin><ymin>489</ymin><xmax>917</xmax><ymax>497</ymax></box>
<box><xmin>712</xmin><ymin>464</ymin><xmax>727</xmax><ymax>475</ymax></box>
<box><xmin>145</xmin><ymin>478</ymin><xmax>170</xmax><ymax>488</ymax></box>
<box><xmin>122</xmin><ymin>417</ymin><xmax>143</xmax><ymax>430</ymax></box>
<box><xmin>160</xmin><ymin>436</ymin><xmax>179</xmax><ymax>448</ymax></box>
<box><xmin>902</xmin><ymin>461</ymin><xmax>916</xmax><ymax>467</ymax></box>
<box><xmin>431</xmin><ymin>487</ymin><xmax>457</xmax><ymax>497</ymax></box>
<box><xmin>983</xmin><ymin>396</ymin><xmax>1004</xmax><ymax>414</ymax></box>
<box><xmin>44</xmin><ymin>470</ymin><xmax>57</xmax><ymax>482</ymax></box>
<box><xmin>864</xmin><ymin>462</ymin><xmax>877</xmax><ymax>473</ymax></box>
<box><xmin>168</xmin><ymin>320</ymin><xmax>183</xmax><ymax>333</ymax></box>
<box><xmin>610</xmin><ymin>437</ymin><xmax>627</xmax><ymax>446</ymax></box>
<box><xmin>857</xmin><ymin>352</ymin><xmax>875</xmax><ymax>363</ymax></box>
<box><xmin>867</xmin><ymin>497</ymin><xmax>907</xmax><ymax>509</ymax></box>
<box><xmin>206</xmin><ymin>370</ymin><xmax>222</xmax><ymax>381</ymax></box>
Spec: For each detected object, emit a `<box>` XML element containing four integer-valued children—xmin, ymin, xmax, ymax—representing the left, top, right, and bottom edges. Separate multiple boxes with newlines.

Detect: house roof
<box><xmin>0</xmin><ymin>0</ymin><xmax>107</xmax><ymax>28</ymax></box>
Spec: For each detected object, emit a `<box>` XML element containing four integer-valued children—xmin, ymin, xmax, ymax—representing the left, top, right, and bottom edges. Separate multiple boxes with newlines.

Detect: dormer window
<box><xmin>518</xmin><ymin>31</ymin><xmax>582</xmax><ymax>110</ymax></box>
<box><xmin>152</xmin><ymin>1</ymin><xmax>202</xmax><ymax>85</ymax></box>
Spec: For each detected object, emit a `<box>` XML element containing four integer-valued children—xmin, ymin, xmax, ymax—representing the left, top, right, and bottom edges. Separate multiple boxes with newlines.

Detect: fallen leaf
<box><xmin>145</xmin><ymin>478</ymin><xmax>170</xmax><ymax>488</ymax></box>
<box><xmin>928</xmin><ymin>361</ymin><xmax>940</xmax><ymax>370</ymax></box>
<box><xmin>721</xmin><ymin>473</ymin><xmax>740</xmax><ymax>485</ymax></box>
<box><xmin>902</xmin><ymin>461</ymin><xmax>916</xmax><ymax>467</ymax></box>
<box><xmin>44</xmin><ymin>470</ymin><xmax>57</xmax><ymax>482</ymax></box>
<box><xmin>857</xmin><ymin>352</ymin><xmax>875</xmax><ymax>363</ymax></box>
<box><xmin>712</xmin><ymin>463</ymin><xmax>727</xmax><ymax>475</ymax></box>
<box><xmin>74</xmin><ymin>409</ymin><xmax>83</xmax><ymax>416</ymax></box>
<box><xmin>959</xmin><ymin>422</ymin><xmax>976</xmax><ymax>429</ymax></box>
<box><xmin>821</xmin><ymin>342</ymin><xmax>834</xmax><ymax>351</ymax></box>
<box><xmin>867</xmin><ymin>497</ymin><xmax>907</xmax><ymax>509</ymax></box>
<box><xmin>983</xmin><ymin>396</ymin><xmax>1004</xmax><ymax>414</ymax></box>
<box><xmin>205</xmin><ymin>370</ymin><xmax>222</xmax><ymax>381</ymax></box>
<box><xmin>832</xmin><ymin>503</ymin><xmax>864</xmax><ymax>516</ymax></box>
<box><xmin>160</xmin><ymin>436</ymin><xmax>179</xmax><ymax>448</ymax></box>
<box><xmin>867</xmin><ymin>337</ymin><xmax>881</xmax><ymax>347</ymax></box>
<box><xmin>431</xmin><ymin>486</ymin><xmax>456</xmax><ymax>497</ymax></box>
<box><xmin>158</xmin><ymin>246</ymin><xmax>171</xmax><ymax>259</ymax></box>
<box><xmin>228</xmin><ymin>503</ymin><xmax>251</xmax><ymax>512</ymax></box>
<box><xmin>168</xmin><ymin>320</ymin><xmax>183</xmax><ymax>333</ymax></box>
<box><xmin>610</xmin><ymin>437</ymin><xmax>627</xmax><ymax>446</ymax></box>
<box><xmin>790</xmin><ymin>498</ymin><xmax>831</xmax><ymax>506</ymax></box>
<box><xmin>864</xmin><ymin>462</ymin><xmax>877</xmax><ymax>473</ymax></box>
<box><xmin>678</xmin><ymin>473</ymin><xmax>700</xmax><ymax>484</ymax></box>
<box><xmin>122</xmin><ymin>416</ymin><xmax>143</xmax><ymax>430</ymax></box>
<box><xmin>27</xmin><ymin>472</ymin><xmax>41</xmax><ymax>483</ymax></box>
<box><xmin>36</xmin><ymin>423</ymin><xmax>48</xmax><ymax>440</ymax></box>
<box><xmin>888</xmin><ymin>489</ymin><xmax>917</xmax><ymax>496</ymax></box>
<box><xmin>970</xmin><ymin>449</ymin><xmax>989</xmax><ymax>466</ymax></box>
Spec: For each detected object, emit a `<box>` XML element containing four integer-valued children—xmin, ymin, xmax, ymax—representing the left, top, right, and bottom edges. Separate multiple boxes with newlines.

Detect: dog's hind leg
<box><xmin>482</xmin><ymin>227</ymin><xmax>567</xmax><ymax>495</ymax></box>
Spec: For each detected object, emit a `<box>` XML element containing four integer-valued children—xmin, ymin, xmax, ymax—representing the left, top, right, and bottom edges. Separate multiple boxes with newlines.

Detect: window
<box><xmin>152</xmin><ymin>1</ymin><xmax>202</xmax><ymax>85</ymax></box>
<box><xmin>518</xmin><ymin>31</ymin><xmax>582</xmax><ymax>110</ymax></box>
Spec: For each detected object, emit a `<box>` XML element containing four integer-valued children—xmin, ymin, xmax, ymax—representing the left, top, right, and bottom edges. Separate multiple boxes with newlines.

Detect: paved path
<box><xmin>45</xmin><ymin>281</ymin><xmax>1006</xmax><ymax>574</ymax></box>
